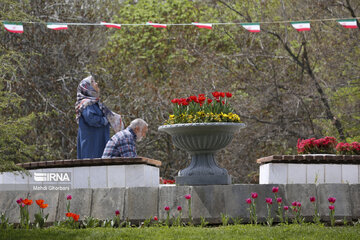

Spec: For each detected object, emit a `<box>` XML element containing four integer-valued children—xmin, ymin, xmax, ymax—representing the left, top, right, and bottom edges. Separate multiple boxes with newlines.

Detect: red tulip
<box><xmin>225</xmin><ymin>92</ymin><xmax>232</xmax><ymax>98</ymax></box>
<box><xmin>39</xmin><ymin>204</ymin><xmax>48</xmax><ymax>209</ymax></box>
<box><xmin>272</xmin><ymin>187</ymin><xmax>279</xmax><ymax>193</ymax></box>
<box><xmin>329</xmin><ymin>205</ymin><xmax>335</xmax><ymax>210</ymax></box>
<box><xmin>251</xmin><ymin>192</ymin><xmax>258</xmax><ymax>199</ymax></box>
<box><xmin>73</xmin><ymin>214</ymin><xmax>79</xmax><ymax>222</ymax></box>
<box><xmin>310</xmin><ymin>196</ymin><xmax>316</xmax><ymax>202</ymax></box>
<box><xmin>328</xmin><ymin>197</ymin><xmax>336</xmax><ymax>204</ymax></box>
<box><xmin>246</xmin><ymin>198</ymin><xmax>252</xmax><ymax>204</ymax></box>
<box><xmin>185</xmin><ymin>194</ymin><xmax>191</xmax><ymax>200</ymax></box>
<box><xmin>284</xmin><ymin>206</ymin><xmax>289</xmax><ymax>211</ymax></box>
<box><xmin>154</xmin><ymin>216</ymin><xmax>158</xmax><ymax>221</ymax></box>
<box><xmin>36</xmin><ymin>199</ymin><xmax>44</xmax><ymax>206</ymax></box>
<box><xmin>212</xmin><ymin>91</ymin><xmax>220</xmax><ymax>98</ymax></box>
<box><xmin>165</xmin><ymin>206</ymin><xmax>170</xmax><ymax>211</ymax></box>
<box><xmin>115</xmin><ymin>210</ymin><xmax>120</xmax><ymax>216</ymax></box>
<box><xmin>190</xmin><ymin>95</ymin><xmax>197</xmax><ymax>101</ymax></box>
<box><xmin>265</xmin><ymin>198</ymin><xmax>273</xmax><ymax>204</ymax></box>
<box><xmin>177</xmin><ymin>206</ymin><xmax>182</xmax><ymax>211</ymax></box>
<box><xmin>276</xmin><ymin>197</ymin><xmax>282</xmax><ymax>203</ymax></box>
<box><xmin>198</xmin><ymin>96</ymin><xmax>206</xmax><ymax>103</ymax></box>
<box><xmin>22</xmin><ymin>199</ymin><xmax>33</xmax><ymax>206</ymax></box>
<box><xmin>220</xmin><ymin>92</ymin><xmax>225</xmax><ymax>98</ymax></box>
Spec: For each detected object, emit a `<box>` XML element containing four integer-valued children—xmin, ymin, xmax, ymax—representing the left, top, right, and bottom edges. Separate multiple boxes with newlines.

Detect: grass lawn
<box><xmin>1</xmin><ymin>224</ymin><xmax>360</xmax><ymax>240</ymax></box>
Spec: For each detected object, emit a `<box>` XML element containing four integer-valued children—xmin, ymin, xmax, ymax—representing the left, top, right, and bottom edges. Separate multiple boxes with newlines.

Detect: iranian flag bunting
<box><xmin>241</xmin><ymin>23</ymin><xmax>260</xmax><ymax>32</ymax></box>
<box><xmin>337</xmin><ymin>19</ymin><xmax>357</xmax><ymax>29</ymax></box>
<box><xmin>100</xmin><ymin>21</ymin><xmax>121</xmax><ymax>29</ymax></box>
<box><xmin>2</xmin><ymin>21</ymin><xmax>23</xmax><ymax>33</ymax></box>
<box><xmin>192</xmin><ymin>22</ymin><xmax>212</xmax><ymax>29</ymax></box>
<box><xmin>146</xmin><ymin>21</ymin><xmax>167</xmax><ymax>28</ymax></box>
<box><xmin>291</xmin><ymin>21</ymin><xmax>310</xmax><ymax>31</ymax></box>
<box><xmin>47</xmin><ymin>23</ymin><xmax>68</xmax><ymax>30</ymax></box>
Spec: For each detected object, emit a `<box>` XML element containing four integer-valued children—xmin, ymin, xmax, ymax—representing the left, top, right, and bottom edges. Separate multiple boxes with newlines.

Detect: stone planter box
<box><xmin>0</xmin><ymin>157</ymin><xmax>161</xmax><ymax>190</ymax></box>
<box><xmin>257</xmin><ymin>155</ymin><xmax>360</xmax><ymax>184</ymax></box>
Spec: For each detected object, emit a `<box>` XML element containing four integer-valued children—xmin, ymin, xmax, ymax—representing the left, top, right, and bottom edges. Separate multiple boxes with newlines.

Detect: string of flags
<box><xmin>1</xmin><ymin>18</ymin><xmax>359</xmax><ymax>34</ymax></box>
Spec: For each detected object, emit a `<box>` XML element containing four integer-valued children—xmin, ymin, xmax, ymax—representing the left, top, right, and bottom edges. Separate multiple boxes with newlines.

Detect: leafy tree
<box><xmin>1</xmin><ymin>0</ymin><xmax>359</xmax><ymax>182</ymax></box>
<box><xmin>0</xmin><ymin>0</ymin><xmax>37</xmax><ymax>171</ymax></box>
<box><xmin>96</xmin><ymin>0</ymin><xmax>360</xmax><ymax>181</ymax></box>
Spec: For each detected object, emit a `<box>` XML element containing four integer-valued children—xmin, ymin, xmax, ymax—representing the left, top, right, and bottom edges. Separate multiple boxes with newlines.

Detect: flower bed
<box><xmin>336</xmin><ymin>142</ymin><xmax>360</xmax><ymax>155</ymax></box>
<box><xmin>297</xmin><ymin>137</ymin><xmax>360</xmax><ymax>155</ymax></box>
<box><xmin>165</xmin><ymin>91</ymin><xmax>241</xmax><ymax>124</ymax></box>
<box><xmin>1</xmin><ymin>187</ymin><xmax>358</xmax><ymax>230</ymax></box>
<box><xmin>297</xmin><ymin>137</ymin><xmax>337</xmax><ymax>154</ymax></box>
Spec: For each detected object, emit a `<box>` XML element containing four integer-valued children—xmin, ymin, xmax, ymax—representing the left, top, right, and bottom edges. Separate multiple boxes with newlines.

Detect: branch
<box><xmin>264</xmin><ymin>30</ymin><xmax>305</xmax><ymax>69</ymax></box>
<box><xmin>34</xmin><ymin>88</ymin><xmax>65</xmax><ymax>115</ymax></box>
<box><xmin>217</xmin><ymin>0</ymin><xmax>250</xmax><ymax>21</ymax></box>
<box><xmin>237</xmin><ymin>114</ymin><xmax>308</xmax><ymax>139</ymax></box>
<box><xmin>302</xmin><ymin>44</ymin><xmax>346</xmax><ymax>139</ymax></box>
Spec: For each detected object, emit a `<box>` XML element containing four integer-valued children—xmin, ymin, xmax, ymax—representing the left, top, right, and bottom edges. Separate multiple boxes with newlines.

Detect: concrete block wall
<box><xmin>0</xmin><ymin>164</ymin><xmax>159</xmax><ymax>190</ymax></box>
<box><xmin>260</xmin><ymin>163</ymin><xmax>360</xmax><ymax>184</ymax></box>
<box><xmin>0</xmin><ymin>184</ymin><xmax>359</xmax><ymax>224</ymax></box>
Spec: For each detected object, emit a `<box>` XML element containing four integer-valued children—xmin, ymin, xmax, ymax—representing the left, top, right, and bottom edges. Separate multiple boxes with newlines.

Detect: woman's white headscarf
<box><xmin>75</xmin><ymin>76</ymin><xmax>124</xmax><ymax>132</ymax></box>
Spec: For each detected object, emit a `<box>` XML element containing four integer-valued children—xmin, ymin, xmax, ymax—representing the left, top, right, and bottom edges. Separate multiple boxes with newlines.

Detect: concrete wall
<box><xmin>260</xmin><ymin>163</ymin><xmax>360</xmax><ymax>184</ymax></box>
<box><xmin>0</xmin><ymin>165</ymin><xmax>159</xmax><ymax>190</ymax></box>
<box><xmin>0</xmin><ymin>184</ymin><xmax>359</xmax><ymax>224</ymax></box>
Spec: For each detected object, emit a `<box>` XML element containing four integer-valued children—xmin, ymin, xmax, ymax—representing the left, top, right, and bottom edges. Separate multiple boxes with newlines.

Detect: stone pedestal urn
<box><xmin>158</xmin><ymin>122</ymin><xmax>245</xmax><ymax>185</ymax></box>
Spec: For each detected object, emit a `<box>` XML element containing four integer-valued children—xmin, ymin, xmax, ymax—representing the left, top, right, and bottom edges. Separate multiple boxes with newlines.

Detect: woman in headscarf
<box><xmin>75</xmin><ymin>76</ymin><xmax>123</xmax><ymax>159</ymax></box>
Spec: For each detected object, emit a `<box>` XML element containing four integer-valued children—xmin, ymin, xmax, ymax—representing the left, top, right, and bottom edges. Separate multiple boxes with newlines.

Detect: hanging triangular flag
<box><xmin>100</xmin><ymin>21</ymin><xmax>121</xmax><ymax>29</ymax></box>
<box><xmin>47</xmin><ymin>23</ymin><xmax>68</xmax><ymax>30</ymax></box>
<box><xmin>291</xmin><ymin>21</ymin><xmax>310</xmax><ymax>31</ymax></box>
<box><xmin>2</xmin><ymin>21</ymin><xmax>23</xmax><ymax>33</ymax></box>
<box><xmin>337</xmin><ymin>19</ymin><xmax>357</xmax><ymax>29</ymax></box>
<box><xmin>146</xmin><ymin>21</ymin><xmax>167</xmax><ymax>28</ymax></box>
<box><xmin>241</xmin><ymin>23</ymin><xmax>260</xmax><ymax>32</ymax></box>
<box><xmin>192</xmin><ymin>22</ymin><xmax>212</xmax><ymax>29</ymax></box>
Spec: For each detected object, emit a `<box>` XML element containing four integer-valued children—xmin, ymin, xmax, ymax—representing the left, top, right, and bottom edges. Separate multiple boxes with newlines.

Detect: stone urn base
<box><xmin>176</xmin><ymin>174</ymin><xmax>231</xmax><ymax>185</ymax></box>
<box><xmin>176</xmin><ymin>152</ymin><xmax>232</xmax><ymax>185</ymax></box>
<box><xmin>158</xmin><ymin>122</ymin><xmax>245</xmax><ymax>185</ymax></box>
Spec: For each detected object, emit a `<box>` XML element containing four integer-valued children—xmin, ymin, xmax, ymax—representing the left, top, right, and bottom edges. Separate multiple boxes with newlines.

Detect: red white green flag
<box><xmin>241</xmin><ymin>23</ymin><xmax>260</xmax><ymax>32</ymax></box>
<box><xmin>47</xmin><ymin>23</ymin><xmax>68</xmax><ymax>30</ymax></box>
<box><xmin>337</xmin><ymin>19</ymin><xmax>357</xmax><ymax>29</ymax></box>
<box><xmin>192</xmin><ymin>22</ymin><xmax>212</xmax><ymax>29</ymax></box>
<box><xmin>146</xmin><ymin>21</ymin><xmax>167</xmax><ymax>28</ymax></box>
<box><xmin>100</xmin><ymin>21</ymin><xmax>121</xmax><ymax>29</ymax></box>
<box><xmin>2</xmin><ymin>21</ymin><xmax>23</xmax><ymax>33</ymax></box>
<box><xmin>291</xmin><ymin>21</ymin><xmax>310</xmax><ymax>31</ymax></box>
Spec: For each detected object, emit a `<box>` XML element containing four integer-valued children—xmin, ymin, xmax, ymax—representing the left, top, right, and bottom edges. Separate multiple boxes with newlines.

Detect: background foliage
<box><xmin>0</xmin><ymin>0</ymin><xmax>359</xmax><ymax>182</ymax></box>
